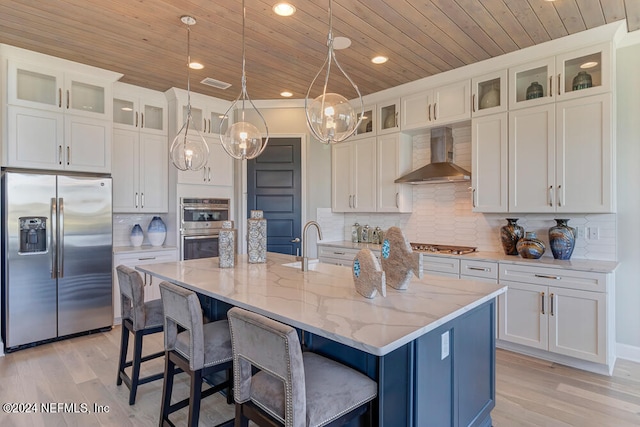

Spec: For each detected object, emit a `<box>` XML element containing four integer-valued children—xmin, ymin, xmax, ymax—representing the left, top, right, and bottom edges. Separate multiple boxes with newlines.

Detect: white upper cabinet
<box><xmin>8</xmin><ymin>60</ymin><xmax>112</xmax><ymax>119</ymax></box>
<box><xmin>472</xmin><ymin>70</ymin><xmax>507</xmax><ymax>117</ymax></box>
<box><xmin>471</xmin><ymin>112</ymin><xmax>508</xmax><ymax>213</ymax></box>
<box><xmin>112</xmin><ymin>84</ymin><xmax>168</xmax><ymax>213</ymax></box>
<box><xmin>332</xmin><ymin>137</ymin><xmax>377</xmax><ymax>212</ymax></box>
<box><xmin>509</xmin><ymin>43</ymin><xmax>611</xmax><ymax>110</ymax></box>
<box><xmin>508</xmin><ymin>93</ymin><xmax>613</xmax><ymax>213</ymax></box>
<box><xmin>176</xmin><ymin>136</ymin><xmax>233</xmax><ymax>187</ymax></box>
<box><xmin>179</xmin><ymin>102</ymin><xmax>229</xmax><ymax>135</ymax></box>
<box><xmin>3</xmin><ymin>48</ymin><xmax>121</xmax><ymax>172</ymax></box>
<box><xmin>113</xmin><ymin>83</ymin><xmax>167</xmax><ymax>135</ymax></box>
<box><xmin>376</xmin><ymin>132</ymin><xmax>412</xmax><ymax>213</ymax></box>
<box><xmin>401</xmin><ymin>79</ymin><xmax>470</xmax><ymax>131</ymax></box>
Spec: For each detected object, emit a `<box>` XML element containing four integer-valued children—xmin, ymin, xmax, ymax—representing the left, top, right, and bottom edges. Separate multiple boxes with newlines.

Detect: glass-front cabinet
<box><xmin>351</xmin><ymin>104</ymin><xmax>375</xmax><ymax>139</ymax></box>
<box><xmin>472</xmin><ymin>70</ymin><xmax>507</xmax><ymax>117</ymax></box>
<box><xmin>509</xmin><ymin>43</ymin><xmax>611</xmax><ymax>109</ymax></box>
<box><xmin>113</xmin><ymin>83</ymin><xmax>167</xmax><ymax>135</ymax></box>
<box><xmin>508</xmin><ymin>57</ymin><xmax>555</xmax><ymax>110</ymax></box>
<box><xmin>555</xmin><ymin>43</ymin><xmax>610</xmax><ymax>101</ymax></box>
<box><xmin>377</xmin><ymin>99</ymin><xmax>400</xmax><ymax>134</ymax></box>
<box><xmin>181</xmin><ymin>105</ymin><xmax>229</xmax><ymax>135</ymax></box>
<box><xmin>8</xmin><ymin>60</ymin><xmax>110</xmax><ymax>119</ymax></box>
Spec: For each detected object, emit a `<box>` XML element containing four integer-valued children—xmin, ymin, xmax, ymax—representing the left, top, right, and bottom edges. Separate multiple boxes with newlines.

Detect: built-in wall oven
<box><xmin>180</xmin><ymin>198</ymin><xmax>230</xmax><ymax>260</ymax></box>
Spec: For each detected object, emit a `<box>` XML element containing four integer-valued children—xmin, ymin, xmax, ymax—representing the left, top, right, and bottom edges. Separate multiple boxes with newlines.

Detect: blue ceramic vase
<box><xmin>147</xmin><ymin>216</ymin><xmax>166</xmax><ymax>247</ymax></box>
<box><xmin>130</xmin><ymin>224</ymin><xmax>144</xmax><ymax>247</ymax></box>
<box><xmin>549</xmin><ymin>219</ymin><xmax>576</xmax><ymax>260</ymax></box>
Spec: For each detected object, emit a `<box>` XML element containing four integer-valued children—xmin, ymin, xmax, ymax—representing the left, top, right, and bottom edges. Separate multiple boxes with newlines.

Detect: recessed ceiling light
<box><xmin>273</xmin><ymin>3</ymin><xmax>296</xmax><ymax>16</ymax></box>
<box><xmin>580</xmin><ymin>61</ymin><xmax>598</xmax><ymax>69</ymax></box>
<box><xmin>280</xmin><ymin>91</ymin><xmax>293</xmax><ymax>97</ymax></box>
<box><xmin>189</xmin><ymin>62</ymin><xmax>204</xmax><ymax>70</ymax></box>
<box><xmin>371</xmin><ymin>56</ymin><xmax>388</xmax><ymax>64</ymax></box>
<box><xmin>333</xmin><ymin>37</ymin><xmax>351</xmax><ymax>50</ymax></box>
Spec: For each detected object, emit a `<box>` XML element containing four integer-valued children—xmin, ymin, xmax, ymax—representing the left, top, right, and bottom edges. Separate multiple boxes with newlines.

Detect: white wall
<box><xmin>615</xmin><ymin>43</ymin><xmax>640</xmax><ymax>351</ymax></box>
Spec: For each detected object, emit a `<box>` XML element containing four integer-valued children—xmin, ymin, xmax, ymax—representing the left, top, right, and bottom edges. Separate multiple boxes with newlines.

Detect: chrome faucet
<box><xmin>301</xmin><ymin>221</ymin><xmax>323</xmax><ymax>271</ymax></box>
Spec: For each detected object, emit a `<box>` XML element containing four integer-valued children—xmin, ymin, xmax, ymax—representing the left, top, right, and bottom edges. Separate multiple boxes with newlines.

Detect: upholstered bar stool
<box><xmin>227</xmin><ymin>307</ymin><xmax>378</xmax><ymax>427</ymax></box>
<box><xmin>159</xmin><ymin>281</ymin><xmax>233</xmax><ymax>427</ymax></box>
<box><xmin>116</xmin><ymin>265</ymin><xmax>165</xmax><ymax>405</ymax></box>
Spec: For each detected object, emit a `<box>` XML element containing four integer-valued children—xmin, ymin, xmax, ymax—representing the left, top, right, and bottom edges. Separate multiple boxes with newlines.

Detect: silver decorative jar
<box><xmin>248</xmin><ymin>211</ymin><xmax>267</xmax><ymax>263</ymax></box>
<box><xmin>219</xmin><ymin>221</ymin><xmax>236</xmax><ymax>268</ymax></box>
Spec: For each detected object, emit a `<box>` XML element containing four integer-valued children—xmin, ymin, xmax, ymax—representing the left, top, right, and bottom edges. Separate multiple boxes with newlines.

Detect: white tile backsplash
<box><xmin>340</xmin><ymin>126</ymin><xmax>617</xmax><ymax>261</ymax></box>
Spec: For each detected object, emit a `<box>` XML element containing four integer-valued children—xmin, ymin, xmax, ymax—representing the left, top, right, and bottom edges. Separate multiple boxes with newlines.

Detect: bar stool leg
<box><xmin>128</xmin><ymin>330</ymin><xmax>144</xmax><ymax>405</ymax></box>
<box><xmin>226</xmin><ymin>367</ymin><xmax>233</xmax><ymax>404</ymax></box>
<box><xmin>188</xmin><ymin>369</ymin><xmax>203</xmax><ymax>427</ymax></box>
<box><xmin>117</xmin><ymin>323</ymin><xmax>130</xmax><ymax>386</ymax></box>
<box><xmin>159</xmin><ymin>353</ymin><xmax>175</xmax><ymax>427</ymax></box>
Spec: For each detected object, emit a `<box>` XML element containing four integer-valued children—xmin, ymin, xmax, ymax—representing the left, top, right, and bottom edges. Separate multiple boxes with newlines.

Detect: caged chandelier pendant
<box><xmin>169</xmin><ymin>15</ymin><xmax>209</xmax><ymax>171</ymax></box>
<box><xmin>305</xmin><ymin>0</ymin><xmax>363</xmax><ymax>145</ymax></box>
<box><xmin>219</xmin><ymin>0</ymin><xmax>269</xmax><ymax>160</ymax></box>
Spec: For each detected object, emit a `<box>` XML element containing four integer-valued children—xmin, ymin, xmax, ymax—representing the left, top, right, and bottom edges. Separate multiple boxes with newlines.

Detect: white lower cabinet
<box><xmin>498</xmin><ymin>264</ymin><xmax>613</xmax><ymax>370</ymax></box>
<box><xmin>113</xmin><ymin>249</ymin><xmax>178</xmax><ymax>322</ymax></box>
<box><xmin>318</xmin><ymin>246</ymin><xmax>363</xmax><ymax>266</ymax></box>
<box><xmin>423</xmin><ymin>256</ymin><xmax>460</xmax><ymax>278</ymax></box>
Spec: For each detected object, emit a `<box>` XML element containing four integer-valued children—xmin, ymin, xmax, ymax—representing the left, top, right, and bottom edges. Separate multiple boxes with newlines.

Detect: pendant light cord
<box><xmin>240</xmin><ymin>0</ymin><xmax>247</xmax><ymax>120</ymax></box>
<box><xmin>186</xmin><ymin>22</ymin><xmax>192</xmax><ymax>117</ymax></box>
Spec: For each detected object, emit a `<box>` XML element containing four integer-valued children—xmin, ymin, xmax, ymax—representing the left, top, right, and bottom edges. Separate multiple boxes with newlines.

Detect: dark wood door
<box><xmin>247</xmin><ymin>137</ymin><xmax>302</xmax><ymax>256</ymax></box>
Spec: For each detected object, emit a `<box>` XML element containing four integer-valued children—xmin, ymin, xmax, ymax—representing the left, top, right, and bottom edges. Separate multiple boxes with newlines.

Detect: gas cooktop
<box><xmin>410</xmin><ymin>243</ymin><xmax>477</xmax><ymax>255</ymax></box>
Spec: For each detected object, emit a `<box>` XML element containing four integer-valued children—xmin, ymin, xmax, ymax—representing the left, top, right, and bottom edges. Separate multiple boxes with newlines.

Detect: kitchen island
<box><xmin>137</xmin><ymin>252</ymin><xmax>507</xmax><ymax>427</ymax></box>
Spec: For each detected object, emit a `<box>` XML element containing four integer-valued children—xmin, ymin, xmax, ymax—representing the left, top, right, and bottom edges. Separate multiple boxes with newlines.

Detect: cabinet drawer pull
<box><xmin>472</xmin><ymin>93</ymin><xmax>476</xmax><ymax>112</ymax></box>
<box><xmin>348</xmin><ymin>195</ymin><xmax>352</xmax><ymax>208</ymax></box>
<box><xmin>468</xmin><ymin>266</ymin><xmax>490</xmax><ymax>272</ymax></box>
<box><xmin>141</xmin><ymin>112</ymin><xmax>144</xmax><ymax>128</ymax></box>
<box><xmin>472</xmin><ymin>188</ymin><xmax>476</xmax><ymax>208</ymax></box>
<box><xmin>535</xmin><ymin>274</ymin><xmax>561</xmax><ymax>280</ymax></box>
<box><xmin>135</xmin><ymin>192</ymin><xmax>139</xmax><ymax>208</ymax></box>
<box><xmin>135</xmin><ymin>111</ymin><xmax>139</xmax><ymax>127</ymax></box>
<box><xmin>66</xmin><ymin>89</ymin><xmax>70</xmax><ymax>109</ymax></box>
<box><xmin>541</xmin><ymin>292</ymin><xmax>545</xmax><ymax>315</ymax></box>
<box><xmin>550</xmin><ymin>293</ymin><xmax>555</xmax><ymax>316</ymax></box>
<box><xmin>59</xmin><ymin>88</ymin><xmax>62</xmax><ymax>108</ymax></box>
<box><xmin>138</xmin><ymin>257</ymin><xmax>157</xmax><ymax>261</ymax></box>
<box><xmin>141</xmin><ymin>192</ymin><xmax>145</xmax><ymax>208</ymax></box>
<box><xmin>395</xmin><ymin>192</ymin><xmax>399</xmax><ymax>208</ymax></box>
<box><xmin>58</xmin><ymin>145</ymin><xmax>63</xmax><ymax>164</ymax></box>
<box><xmin>428</xmin><ymin>104</ymin><xmax>432</xmax><ymax>121</ymax></box>
<box><xmin>353</xmin><ymin>195</ymin><xmax>357</xmax><ymax>209</ymax></box>
<box><xmin>66</xmin><ymin>146</ymin><xmax>70</xmax><ymax>165</ymax></box>
<box><xmin>333</xmin><ymin>251</ymin><xmax>346</xmax><ymax>255</ymax></box>
<box><xmin>548</xmin><ymin>186</ymin><xmax>553</xmax><ymax>207</ymax></box>
<box><xmin>557</xmin><ymin>74</ymin><xmax>561</xmax><ymax>96</ymax></box>
<box><xmin>557</xmin><ymin>184</ymin><xmax>562</xmax><ymax>207</ymax></box>
<box><xmin>434</xmin><ymin>102</ymin><xmax>437</xmax><ymax>120</ymax></box>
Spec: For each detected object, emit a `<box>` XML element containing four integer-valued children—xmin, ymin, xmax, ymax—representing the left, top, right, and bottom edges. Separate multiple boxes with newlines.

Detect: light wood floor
<box><xmin>0</xmin><ymin>326</ymin><xmax>638</xmax><ymax>427</ymax></box>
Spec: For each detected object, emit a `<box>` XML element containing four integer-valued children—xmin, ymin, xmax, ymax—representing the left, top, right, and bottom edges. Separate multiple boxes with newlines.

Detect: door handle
<box><xmin>141</xmin><ymin>192</ymin><xmax>145</xmax><ymax>208</ymax></box>
<box><xmin>66</xmin><ymin>146</ymin><xmax>70</xmax><ymax>165</ymax></box>
<box><xmin>550</xmin><ymin>293</ymin><xmax>555</xmax><ymax>316</ymax></box>
<box><xmin>141</xmin><ymin>112</ymin><xmax>144</xmax><ymax>128</ymax></box>
<box><xmin>135</xmin><ymin>192</ymin><xmax>139</xmax><ymax>208</ymax></box>
<box><xmin>541</xmin><ymin>292</ymin><xmax>545</xmax><ymax>315</ymax></box>
<box><xmin>290</xmin><ymin>238</ymin><xmax>301</xmax><ymax>243</ymax></box>
<box><xmin>135</xmin><ymin>111</ymin><xmax>139</xmax><ymax>127</ymax></box>
<box><xmin>66</xmin><ymin>89</ymin><xmax>70</xmax><ymax>109</ymax></box>
<box><xmin>58</xmin><ymin>88</ymin><xmax>62</xmax><ymax>108</ymax></box>
<box><xmin>472</xmin><ymin>93</ymin><xmax>476</xmax><ymax>112</ymax></box>
<box><xmin>58</xmin><ymin>198</ymin><xmax>64</xmax><ymax>278</ymax></box>
<box><xmin>58</xmin><ymin>145</ymin><xmax>63</xmax><ymax>165</ymax></box>
<box><xmin>428</xmin><ymin>104</ymin><xmax>432</xmax><ymax>121</ymax></box>
<box><xmin>51</xmin><ymin>198</ymin><xmax>57</xmax><ymax>279</ymax></box>
<box><xmin>472</xmin><ymin>188</ymin><xmax>476</xmax><ymax>208</ymax></box>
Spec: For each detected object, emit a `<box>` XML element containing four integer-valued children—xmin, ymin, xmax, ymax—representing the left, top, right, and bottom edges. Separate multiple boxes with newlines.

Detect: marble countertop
<box><xmin>136</xmin><ymin>252</ymin><xmax>506</xmax><ymax>356</ymax></box>
<box><xmin>317</xmin><ymin>241</ymin><xmax>619</xmax><ymax>273</ymax></box>
<box><xmin>113</xmin><ymin>245</ymin><xmax>178</xmax><ymax>255</ymax></box>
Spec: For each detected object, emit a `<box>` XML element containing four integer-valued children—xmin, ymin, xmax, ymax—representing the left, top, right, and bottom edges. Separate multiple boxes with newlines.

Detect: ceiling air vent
<box><xmin>200</xmin><ymin>77</ymin><xmax>232</xmax><ymax>90</ymax></box>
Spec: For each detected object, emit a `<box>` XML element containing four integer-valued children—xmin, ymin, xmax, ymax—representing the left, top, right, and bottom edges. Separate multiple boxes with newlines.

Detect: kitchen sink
<box><xmin>280</xmin><ymin>259</ymin><xmax>320</xmax><ymax>270</ymax></box>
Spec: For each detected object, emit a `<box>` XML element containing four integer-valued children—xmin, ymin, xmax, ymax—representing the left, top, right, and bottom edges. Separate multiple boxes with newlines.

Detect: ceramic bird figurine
<box><xmin>379</xmin><ymin>226</ymin><xmax>423</xmax><ymax>290</ymax></box>
<box><xmin>353</xmin><ymin>249</ymin><xmax>386</xmax><ymax>299</ymax></box>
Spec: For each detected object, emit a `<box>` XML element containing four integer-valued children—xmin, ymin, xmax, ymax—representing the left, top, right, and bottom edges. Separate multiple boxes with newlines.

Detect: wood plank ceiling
<box><xmin>0</xmin><ymin>0</ymin><xmax>637</xmax><ymax>101</ymax></box>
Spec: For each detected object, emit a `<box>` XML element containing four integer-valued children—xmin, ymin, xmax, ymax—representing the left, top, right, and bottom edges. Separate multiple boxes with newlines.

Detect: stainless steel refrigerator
<box><xmin>2</xmin><ymin>171</ymin><xmax>113</xmax><ymax>350</ymax></box>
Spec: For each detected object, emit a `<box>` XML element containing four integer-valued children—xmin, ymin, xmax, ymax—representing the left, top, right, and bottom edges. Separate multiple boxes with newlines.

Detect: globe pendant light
<box><xmin>219</xmin><ymin>0</ymin><xmax>269</xmax><ymax>160</ymax></box>
<box><xmin>170</xmin><ymin>16</ymin><xmax>209</xmax><ymax>171</ymax></box>
<box><xmin>305</xmin><ymin>0</ymin><xmax>363</xmax><ymax>145</ymax></box>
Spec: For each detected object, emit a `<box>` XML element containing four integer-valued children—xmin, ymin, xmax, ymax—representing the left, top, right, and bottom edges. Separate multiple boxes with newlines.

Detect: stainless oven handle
<box><xmin>183</xmin><ymin>206</ymin><xmax>229</xmax><ymax>211</ymax></box>
<box><xmin>183</xmin><ymin>234</ymin><xmax>219</xmax><ymax>240</ymax></box>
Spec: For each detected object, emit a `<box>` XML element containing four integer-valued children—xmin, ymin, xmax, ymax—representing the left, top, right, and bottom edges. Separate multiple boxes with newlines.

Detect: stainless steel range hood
<box><xmin>395</xmin><ymin>127</ymin><xmax>471</xmax><ymax>184</ymax></box>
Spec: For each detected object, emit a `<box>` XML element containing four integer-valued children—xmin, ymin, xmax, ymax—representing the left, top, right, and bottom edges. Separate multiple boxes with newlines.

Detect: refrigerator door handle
<box><xmin>51</xmin><ymin>197</ymin><xmax>58</xmax><ymax>279</ymax></box>
<box><xmin>58</xmin><ymin>197</ymin><xmax>64</xmax><ymax>278</ymax></box>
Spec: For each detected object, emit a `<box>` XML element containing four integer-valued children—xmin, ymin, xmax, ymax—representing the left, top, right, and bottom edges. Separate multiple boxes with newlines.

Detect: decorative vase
<box><xmin>147</xmin><ymin>216</ymin><xmax>166</xmax><ymax>247</ymax></box>
<box><xmin>526</xmin><ymin>81</ymin><xmax>544</xmax><ymax>99</ymax></box>
<box><xmin>516</xmin><ymin>231</ymin><xmax>546</xmax><ymax>259</ymax></box>
<box><xmin>248</xmin><ymin>211</ymin><xmax>267</xmax><ymax>263</ymax></box>
<box><xmin>572</xmin><ymin>71</ymin><xmax>592</xmax><ymax>91</ymax></box>
<box><xmin>480</xmin><ymin>83</ymin><xmax>500</xmax><ymax>109</ymax></box>
<box><xmin>130</xmin><ymin>224</ymin><xmax>144</xmax><ymax>247</ymax></box>
<box><xmin>219</xmin><ymin>221</ymin><xmax>236</xmax><ymax>268</ymax></box>
<box><xmin>500</xmin><ymin>218</ymin><xmax>524</xmax><ymax>256</ymax></box>
<box><xmin>549</xmin><ymin>219</ymin><xmax>576</xmax><ymax>260</ymax></box>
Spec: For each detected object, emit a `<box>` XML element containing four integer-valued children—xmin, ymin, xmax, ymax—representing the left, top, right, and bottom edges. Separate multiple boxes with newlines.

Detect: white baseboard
<box><xmin>616</xmin><ymin>343</ymin><xmax>640</xmax><ymax>363</ymax></box>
